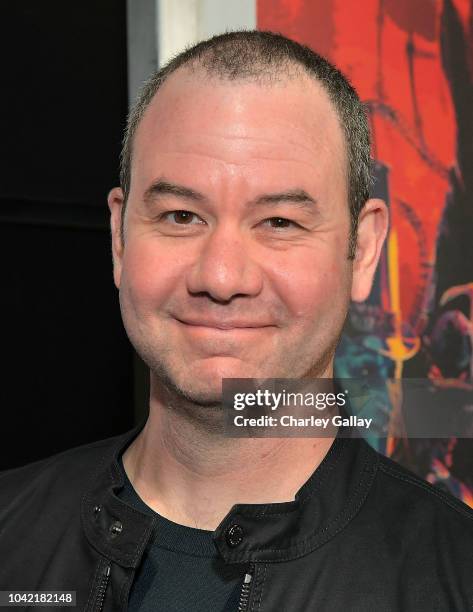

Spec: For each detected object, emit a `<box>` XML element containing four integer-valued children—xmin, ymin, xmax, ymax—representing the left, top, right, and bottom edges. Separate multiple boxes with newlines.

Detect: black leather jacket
<box><xmin>1</xmin><ymin>422</ymin><xmax>473</xmax><ymax>611</ymax></box>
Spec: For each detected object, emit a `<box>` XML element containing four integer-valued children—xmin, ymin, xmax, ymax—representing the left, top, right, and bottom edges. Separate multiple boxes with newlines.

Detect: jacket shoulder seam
<box><xmin>378</xmin><ymin>459</ymin><xmax>473</xmax><ymax>522</ymax></box>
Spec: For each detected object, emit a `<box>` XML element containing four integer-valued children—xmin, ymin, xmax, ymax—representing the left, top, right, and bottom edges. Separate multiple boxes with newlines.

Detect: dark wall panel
<box><xmin>2</xmin><ymin>1</ymin><xmax>128</xmax><ymax>207</ymax></box>
<box><xmin>0</xmin><ymin>1</ymin><xmax>133</xmax><ymax>469</ymax></box>
<box><xmin>0</xmin><ymin>223</ymin><xmax>133</xmax><ymax>470</ymax></box>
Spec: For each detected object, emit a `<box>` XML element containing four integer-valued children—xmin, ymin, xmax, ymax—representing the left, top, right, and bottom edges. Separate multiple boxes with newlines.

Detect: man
<box><xmin>1</xmin><ymin>30</ymin><xmax>472</xmax><ymax>612</ymax></box>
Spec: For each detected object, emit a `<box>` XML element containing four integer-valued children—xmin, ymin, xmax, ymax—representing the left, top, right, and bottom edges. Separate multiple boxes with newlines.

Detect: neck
<box><xmin>123</xmin><ymin>376</ymin><xmax>336</xmax><ymax>530</ymax></box>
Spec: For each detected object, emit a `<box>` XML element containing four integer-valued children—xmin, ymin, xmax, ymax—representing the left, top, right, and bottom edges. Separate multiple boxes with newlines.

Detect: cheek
<box><xmin>273</xmin><ymin>249</ymin><xmax>350</xmax><ymax>322</ymax></box>
<box><xmin>120</xmin><ymin>240</ymin><xmax>181</xmax><ymax>311</ymax></box>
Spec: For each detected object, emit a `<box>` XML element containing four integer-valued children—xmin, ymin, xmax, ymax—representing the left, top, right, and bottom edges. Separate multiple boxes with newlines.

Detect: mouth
<box><xmin>173</xmin><ymin>317</ymin><xmax>275</xmax><ymax>331</ymax></box>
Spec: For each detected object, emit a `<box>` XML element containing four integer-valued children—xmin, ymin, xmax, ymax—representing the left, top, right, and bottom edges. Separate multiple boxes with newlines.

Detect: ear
<box><xmin>351</xmin><ymin>198</ymin><xmax>389</xmax><ymax>302</ymax></box>
<box><xmin>107</xmin><ymin>187</ymin><xmax>125</xmax><ymax>289</ymax></box>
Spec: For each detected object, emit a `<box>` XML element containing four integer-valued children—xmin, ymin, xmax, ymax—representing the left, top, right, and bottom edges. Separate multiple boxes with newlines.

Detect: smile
<box><xmin>173</xmin><ymin>317</ymin><xmax>275</xmax><ymax>332</ymax></box>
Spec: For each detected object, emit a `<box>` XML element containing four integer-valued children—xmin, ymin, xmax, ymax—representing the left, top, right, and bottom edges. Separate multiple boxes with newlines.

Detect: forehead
<box><xmin>130</xmin><ymin>67</ymin><xmax>347</xmax><ymax>196</ymax></box>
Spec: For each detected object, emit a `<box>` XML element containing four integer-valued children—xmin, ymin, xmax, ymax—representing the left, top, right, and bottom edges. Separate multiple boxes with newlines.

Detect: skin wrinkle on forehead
<box><xmin>137</xmin><ymin>140</ymin><xmax>333</xmax><ymax>164</ymax></box>
<box><xmin>133</xmin><ymin>152</ymin><xmax>335</xmax><ymax>191</ymax></box>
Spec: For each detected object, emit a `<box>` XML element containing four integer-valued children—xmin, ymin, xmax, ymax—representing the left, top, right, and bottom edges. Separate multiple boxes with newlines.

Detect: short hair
<box><xmin>119</xmin><ymin>30</ymin><xmax>373</xmax><ymax>259</ymax></box>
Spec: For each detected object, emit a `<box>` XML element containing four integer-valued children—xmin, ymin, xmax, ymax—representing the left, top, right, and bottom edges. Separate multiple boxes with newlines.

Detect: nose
<box><xmin>186</xmin><ymin>222</ymin><xmax>263</xmax><ymax>302</ymax></box>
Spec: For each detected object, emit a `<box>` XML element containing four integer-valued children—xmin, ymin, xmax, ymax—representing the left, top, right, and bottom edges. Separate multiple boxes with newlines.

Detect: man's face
<box><xmin>110</xmin><ymin>69</ymin><xmax>373</xmax><ymax>404</ymax></box>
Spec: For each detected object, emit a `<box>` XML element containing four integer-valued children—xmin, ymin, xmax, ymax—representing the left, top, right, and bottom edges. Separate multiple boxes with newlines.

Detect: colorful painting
<box><xmin>258</xmin><ymin>0</ymin><xmax>473</xmax><ymax>506</ymax></box>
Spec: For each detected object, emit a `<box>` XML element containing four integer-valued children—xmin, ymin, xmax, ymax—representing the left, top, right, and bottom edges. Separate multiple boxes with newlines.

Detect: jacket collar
<box><xmin>81</xmin><ymin>420</ymin><xmax>379</xmax><ymax>566</ymax></box>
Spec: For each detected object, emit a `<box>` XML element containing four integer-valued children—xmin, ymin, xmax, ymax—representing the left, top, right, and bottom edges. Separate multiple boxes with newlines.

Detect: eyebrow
<box><xmin>144</xmin><ymin>180</ymin><xmax>205</xmax><ymax>204</ymax></box>
<box><xmin>254</xmin><ymin>190</ymin><xmax>317</xmax><ymax>209</ymax></box>
<box><xmin>143</xmin><ymin>179</ymin><xmax>318</xmax><ymax>211</ymax></box>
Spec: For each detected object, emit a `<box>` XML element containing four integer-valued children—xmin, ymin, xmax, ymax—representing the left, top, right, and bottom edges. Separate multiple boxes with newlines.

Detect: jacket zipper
<box><xmin>94</xmin><ymin>563</ymin><xmax>111</xmax><ymax>612</ymax></box>
<box><xmin>237</xmin><ymin>562</ymin><xmax>255</xmax><ymax>612</ymax></box>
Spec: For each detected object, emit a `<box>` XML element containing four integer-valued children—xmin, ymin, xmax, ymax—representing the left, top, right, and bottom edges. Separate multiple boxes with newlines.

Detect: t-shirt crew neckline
<box><xmin>118</xmin><ymin>454</ymin><xmax>219</xmax><ymax>558</ymax></box>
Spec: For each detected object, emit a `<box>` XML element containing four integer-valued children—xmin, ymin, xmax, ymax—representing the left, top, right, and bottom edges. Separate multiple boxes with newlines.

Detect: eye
<box><xmin>160</xmin><ymin>210</ymin><xmax>204</xmax><ymax>225</ymax></box>
<box><xmin>262</xmin><ymin>217</ymin><xmax>300</xmax><ymax>230</ymax></box>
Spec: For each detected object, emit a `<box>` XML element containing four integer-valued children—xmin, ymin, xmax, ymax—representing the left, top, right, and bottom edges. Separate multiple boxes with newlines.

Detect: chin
<box><xmin>169</xmin><ymin>374</ymin><xmax>226</xmax><ymax>407</ymax></box>
<box><xmin>155</xmin><ymin>357</ymin><xmax>261</xmax><ymax>404</ymax></box>
<box><xmin>191</xmin><ymin>357</ymin><xmax>262</xmax><ymax>382</ymax></box>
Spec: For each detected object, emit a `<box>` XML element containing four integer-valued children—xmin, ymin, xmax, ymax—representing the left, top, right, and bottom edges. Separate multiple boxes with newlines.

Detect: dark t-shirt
<box><xmin>117</xmin><ymin>456</ymin><xmax>246</xmax><ymax>611</ymax></box>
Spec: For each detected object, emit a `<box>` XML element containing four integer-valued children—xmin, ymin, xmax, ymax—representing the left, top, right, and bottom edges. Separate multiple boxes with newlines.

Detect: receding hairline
<box><xmin>126</xmin><ymin>59</ymin><xmax>348</xmax><ymax>191</ymax></box>
<box><xmin>145</xmin><ymin>61</ymin><xmax>342</xmax><ymax>121</ymax></box>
